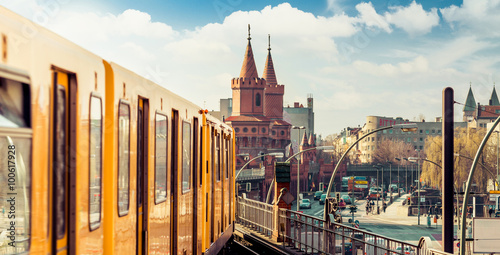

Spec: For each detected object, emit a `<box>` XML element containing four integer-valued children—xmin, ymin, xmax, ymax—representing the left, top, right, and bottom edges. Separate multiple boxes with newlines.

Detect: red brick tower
<box><xmin>263</xmin><ymin>35</ymin><xmax>285</xmax><ymax>119</ymax></box>
<box><xmin>231</xmin><ymin>25</ymin><xmax>266</xmax><ymax>117</ymax></box>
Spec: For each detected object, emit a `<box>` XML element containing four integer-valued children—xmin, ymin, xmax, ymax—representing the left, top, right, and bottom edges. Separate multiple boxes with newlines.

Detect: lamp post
<box><xmin>373</xmin><ymin>164</ymin><xmax>382</xmax><ymax>214</ymax></box>
<box><xmin>235</xmin><ymin>152</ymin><xmax>283</xmax><ymax>198</ymax></box>
<box><xmin>453</xmin><ymin>153</ymin><xmax>499</xmax><ymax>189</ymax></box>
<box><xmin>460</xmin><ymin>115</ymin><xmax>500</xmax><ymax>255</ymax></box>
<box><xmin>395</xmin><ymin>158</ymin><xmax>401</xmax><ymax>195</ymax></box>
<box><xmin>323</xmin><ymin>123</ymin><xmax>417</xmax><ymax>220</ymax></box>
<box><xmin>264</xmin><ymin>145</ymin><xmax>335</xmax><ymax>204</ymax></box>
<box><xmin>495</xmin><ymin>131</ymin><xmax>499</xmax><ymax>190</ymax></box>
<box><xmin>387</xmin><ymin>161</ymin><xmax>392</xmax><ymax>202</ymax></box>
<box><xmin>292</xmin><ymin>126</ymin><xmax>306</xmax><ymax>211</ymax></box>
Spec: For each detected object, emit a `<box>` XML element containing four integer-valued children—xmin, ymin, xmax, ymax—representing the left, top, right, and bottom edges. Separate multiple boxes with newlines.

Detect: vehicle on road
<box><xmin>348</xmin><ymin>176</ymin><xmax>369</xmax><ymax>197</ymax></box>
<box><xmin>342</xmin><ymin>194</ymin><xmax>352</xmax><ymax>204</ymax></box>
<box><xmin>495</xmin><ymin>211</ymin><xmax>500</xmax><ymax>218</ymax></box>
<box><xmin>319</xmin><ymin>194</ymin><xmax>327</xmax><ymax>205</ymax></box>
<box><xmin>396</xmin><ymin>246</ymin><xmax>415</xmax><ymax>255</ymax></box>
<box><xmin>300</xmin><ymin>198</ymin><xmax>312</xmax><ymax>209</ymax></box>
<box><xmin>335</xmin><ymin>242</ymin><xmax>352</xmax><ymax>255</ymax></box>
<box><xmin>390</xmin><ymin>184</ymin><xmax>398</xmax><ymax>192</ymax></box>
<box><xmin>339</xmin><ymin>199</ymin><xmax>346</xmax><ymax>209</ymax></box>
<box><xmin>342</xmin><ymin>177</ymin><xmax>350</xmax><ymax>192</ymax></box>
<box><xmin>351</xmin><ymin>233</ymin><xmax>364</xmax><ymax>249</ymax></box>
<box><xmin>369</xmin><ymin>187</ymin><xmax>382</xmax><ymax>199</ymax></box>
<box><xmin>314</xmin><ymin>191</ymin><xmax>323</xmax><ymax>200</ymax></box>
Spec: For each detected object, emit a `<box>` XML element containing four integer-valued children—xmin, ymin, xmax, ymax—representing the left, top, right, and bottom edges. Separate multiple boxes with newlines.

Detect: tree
<box><xmin>421</xmin><ymin>127</ymin><xmax>493</xmax><ymax>192</ymax></box>
<box><xmin>372</xmin><ymin>139</ymin><xmax>417</xmax><ymax>164</ymax></box>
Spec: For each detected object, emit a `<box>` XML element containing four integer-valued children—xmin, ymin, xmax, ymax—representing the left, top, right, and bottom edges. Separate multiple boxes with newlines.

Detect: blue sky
<box><xmin>1</xmin><ymin>0</ymin><xmax>499</xmax><ymax>137</ymax></box>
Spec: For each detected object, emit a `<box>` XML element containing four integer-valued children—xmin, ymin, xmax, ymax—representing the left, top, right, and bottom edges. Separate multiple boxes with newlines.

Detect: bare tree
<box><xmin>421</xmin><ymin>127</ymin><xmax>492</xmax><ymax>192</ymax></box>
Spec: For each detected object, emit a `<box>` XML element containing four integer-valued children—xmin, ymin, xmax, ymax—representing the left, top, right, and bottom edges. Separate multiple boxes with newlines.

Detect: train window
<box><xmin>0</xmin><ymin>77</ymin><xmax>31</xmax><ymax>128</ymax></box>
<box><xmin>118</xmin><ymin>102</ymin><xmax>130</xmax><ymax>216</ymax></box>
<box><xmin>155</xmin><ymin>113</ymin><xmax>168</xmax><ymax>203</ymax></box>
<box><xmin>200</xmin><ymin>127</ymin><xmax>203</xmax><ymax>186</ymax></box>
<box><xmin>182</xmin><ymin>121</ymin><xmax>191</xmax><ymax>193</ymax></box>
<box><xmin>89</xmin><ymin>96</ymin><xmax>102</xmax><ymax>230</ymax></box>
<box><xmin>0</xmin><ymin>76</ymin><xmax>32</xmax><ymax>252</ymax></box>
<box><xmin>216</xmin><ymin>134</ymin><xmax>220</xmax><ymax>181</ymax></box>
<box><xmin>225</xmin><ymin>139</ymin><xmax>229</xmax><ymax>179</ymax></box>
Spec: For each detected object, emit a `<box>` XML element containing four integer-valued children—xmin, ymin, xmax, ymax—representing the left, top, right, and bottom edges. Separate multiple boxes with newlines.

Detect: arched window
<box><xmin>256</xmin><ymin>93</ymin><xmax>261</xmax><ymax>106</ymax></box>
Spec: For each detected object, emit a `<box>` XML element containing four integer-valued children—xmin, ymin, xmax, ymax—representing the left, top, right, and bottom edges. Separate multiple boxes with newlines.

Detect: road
<box><xmin>292</xmin><ymin>193</ymin><xmax>443</xmax><ymax>246</ymax></box>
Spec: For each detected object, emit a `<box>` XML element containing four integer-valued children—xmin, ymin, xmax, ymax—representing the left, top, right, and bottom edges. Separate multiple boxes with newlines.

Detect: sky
<box><xmin>2</xmin><ymin>0</ymin><xmax>500</xmax><ymax>137</ymax></box>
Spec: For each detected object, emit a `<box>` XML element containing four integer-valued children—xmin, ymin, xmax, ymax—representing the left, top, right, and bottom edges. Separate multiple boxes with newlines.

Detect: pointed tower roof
<box><xmin>490</xmin><ymin>84</ymin><xmax>500</xmax><ymax>106</ymax></box>
<box><xmin>300</xmin><ymin>131</ymin><xmax>309</xmax><ymax>146</ymax></box>
<box><xmin>308</xmin><ymin>133</ymin><xmax>315</xmax><ymax>146</ymax></box>
<box><xmin>262</xmin><ymin>34</ymin><xmax>278</xmax><ymax>86</ymax></box>
<box><xmin>464</xmin><ymin>84</ymin><xmax>476</xmax><ymax>112</ymax></box>
<box><xmin>239</xmin><ymin>24</ymin><xmax>259</xmax><ymax>79</ymax></box>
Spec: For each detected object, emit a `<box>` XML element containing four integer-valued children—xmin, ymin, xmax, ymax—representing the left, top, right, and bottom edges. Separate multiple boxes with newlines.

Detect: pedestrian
<box><xmin>383</xmin><ymin>201</ymin><xmax>387</xmax><ymax>213</ymax></box>
<box><xmin>489</xmin><ymin>206</ymin><xmax>493</xmax><ymax>218</ymax></box>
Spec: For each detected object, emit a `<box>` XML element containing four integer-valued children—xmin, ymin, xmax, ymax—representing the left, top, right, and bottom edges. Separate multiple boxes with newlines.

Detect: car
<box><xmin>299</xmin><ymin>198</ymin><xmax>312</xmax><ymax>209</ymax></box>
<box><xmin>495</xmin><ymin>211</ymin><xmax>500</xmax><ymax>218</ymax></box>
<box><xmin>351</xmin><ymin>233</ymin><xmax>364</xmax><ymax>249</ymax></box>
<box><xmin>396</xmin><ymin>246</ymin><xmax>415</xmax><ymax>255</ymax></box>
<box><xmin>335</xmin><ymin>242</ymin><xmax>352</xmax><ymax>255</ymax></box>
<box><xmin>314</xmin><ymin>191</ymin><xmax>323</xmax><ymax>200</ymax></box>
<box><xmin>319</xmin><ymin>194</ymin><xmax>327</xmax><ymax>205</ymax></box>
<box><xmin>390</xmin><ymin>184</ymin><xmax>398</xmax><ymax>192</ymax></box>
<box><xmin>342</xmin><ymin>194</ymin><xmax>352</xmax><ymax>204</ymax></box>
<box><xmin>339</xmin><ymin>199</ymin><xmax>346</xmax><ymax>209</ymax></box>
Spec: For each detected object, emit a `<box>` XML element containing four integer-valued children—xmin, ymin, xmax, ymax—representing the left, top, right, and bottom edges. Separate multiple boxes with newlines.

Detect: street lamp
<box><xmin>459</xmin><ymin>115</ymin><xmax>500</xmax><ymax>255</ymax></box>
<box><xmin>408</xmin><ymin>149</ymin><xmax>421</xmax><ymax>225</ymax></box>
<box><xmin>324</xmin><ymin>123</ymin><xmax>417</xmax><ymax>220</ymax></box>
<box><xmin>387</xmin><ymin>161</ymin><xmax>392</xmax><ymax>202</ymax></box>
<box><xmin>234</xmin><ymin>152</ymin><xmax>283</xmax><ymax>196</ymax></box>
<box><xmin>453</xmin><ymin>153</ymin><xmax>499</xmax><ymax>189</ymax></box>
<box><xmin>265</xmin><ymin>145</ymin><xmax>335</xmax><ymax>204</ymax></box>
<box><xmin>235</xmin><ymin>152</ymin><xmax>284</xmax><ymax>181</ymax></box>
<box><xmin>395</xmin><ymin>158</ymin><xmax>401</xmax><ymax>195</ymax></box>
<box><xmin>292</xmin><ymin>126</ymin><xmax>306</xmax><ymax>211</ymax></box>
<box><xmin>373</xmin><ymin>164</ymin><xmax>382</xmax><ymax>214</ymax></box>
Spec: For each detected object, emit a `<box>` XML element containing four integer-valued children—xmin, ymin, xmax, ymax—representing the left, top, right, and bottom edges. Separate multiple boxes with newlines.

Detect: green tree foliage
<box><xmin>422</xmin><ymin>127</ymin><xmax>495</xmax><ymax>192</ymax></box>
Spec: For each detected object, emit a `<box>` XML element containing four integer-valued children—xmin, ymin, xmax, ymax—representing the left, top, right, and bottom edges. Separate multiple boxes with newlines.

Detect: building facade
<box><xmin>223</xmin><ymin>29</ymin><xmax>291</xmax><ymax>172</ymax></box>
<box><xmin>355</xmin><ymin>116</ymin><xmax>467</xmax><ymax>163</ymax></box>
<box><xmin>463</xmin><ymin>85</ymin><xmax>500</xmax><ymax>128</ymax></box>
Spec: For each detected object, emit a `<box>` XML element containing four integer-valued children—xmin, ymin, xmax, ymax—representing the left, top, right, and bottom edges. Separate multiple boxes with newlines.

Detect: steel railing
<box><xmin>236</xmin><ymin>196</ymin><xmax>274</xmax><ymax>237</ymax></box>
<box><xmin>235</xmin><ymin>195</ymin><xmax>455</xmax><ymax>255</ymax></box>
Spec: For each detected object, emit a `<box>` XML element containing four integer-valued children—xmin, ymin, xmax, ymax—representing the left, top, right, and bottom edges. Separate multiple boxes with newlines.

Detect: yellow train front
<box><xmin>0</xmin><ymin>6</ymin><xmax>235</xmax><ymax>255</ymax></box>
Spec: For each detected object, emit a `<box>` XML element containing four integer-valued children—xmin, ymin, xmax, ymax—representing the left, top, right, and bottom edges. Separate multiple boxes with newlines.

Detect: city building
<box><xmin>346</xmin><ymin>116</ymin><xmax>467</xmax><ymax>163</ymax></box>
<box><xmin>283</xmin><ymin>95</ymin><xmax>315</xmax><ymax>154</ymax></box>
<box><xmin>463</xmin><ymin>85</ymin><xmax>500</xmax><ymax>128</ymax></box>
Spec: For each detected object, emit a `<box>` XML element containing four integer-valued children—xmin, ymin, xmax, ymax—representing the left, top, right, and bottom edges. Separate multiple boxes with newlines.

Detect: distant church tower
<box><xmin>231</xmin><ymin>25</ymin><xmax>266</xmax><ymax>117</ymax></box>
<box><xmin>263</xmin><ymin>35</ymin><xmax>285</xmax><ymax>119</ymax></box>
<box><xmin>463</xmin><ymin>84</ymin><xmax>476</xmax><ymax>122</ymax></box>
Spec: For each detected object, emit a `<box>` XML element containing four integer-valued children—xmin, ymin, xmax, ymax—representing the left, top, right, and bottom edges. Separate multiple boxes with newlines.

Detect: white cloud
<box><xmin>384</xmin><ymin>1</ymin><xmax>440</xmax><ymax>37</ymax></box>
<box><xmin>351</xmin><ymin>55</ymin><xmax>429</xmax><ymax>77</ymax></box>
<box><xmin>355</xmin><ymin>2</ymin><xmax>392</xmax><ymax>33</ymax></box>
<box><xmin>440</xmin><ymin>0</ymin><xmax>500</xmax><ymax>37</ymax></box>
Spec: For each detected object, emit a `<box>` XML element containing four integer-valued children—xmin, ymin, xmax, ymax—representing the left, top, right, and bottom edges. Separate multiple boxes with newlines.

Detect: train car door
<box><xmin>51</xmin><ymin>70</ymin><xmax>76</xmax><ymax>255</ymax></box>
<box><xmin>170</xmin><ymin>110</ymin><xmax>179</xmax><ymax>254</ymax></box>
<box><xmin>137</xmin><ymin>98</ymin><xmax>149</xmax><ymax>255</ymax></box>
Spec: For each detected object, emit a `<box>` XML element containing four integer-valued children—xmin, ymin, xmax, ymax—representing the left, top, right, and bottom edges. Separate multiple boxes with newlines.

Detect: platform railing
<box><xmin>235</xmin><ymin>196</ymin><xmax>455</xmax><ymax>255</ymax></box>
<box><xmin>236</xmin><ymin>195</ymin><xmax>274</xmax><ymax>237</ymax></box>
<box><xmin>278</xmin><ymin>209</ymin><xmax>448</xmax><ymax>255</ymax></box>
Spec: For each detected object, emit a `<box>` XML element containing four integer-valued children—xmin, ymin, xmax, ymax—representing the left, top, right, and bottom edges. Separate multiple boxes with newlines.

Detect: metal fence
<box><xmin>277</xmin><ymin>209</ymin><xmax>455</xmax><ymax>255</ymax></box>
<box><xmin>236</xmin><ymin>195</ymin><xmax>274</xmax><ymax>237</ymax></box>
<box><xmin>235</xmin><ymin>195</ymin><xmax>456</xmax><ymax>255</ymax></box>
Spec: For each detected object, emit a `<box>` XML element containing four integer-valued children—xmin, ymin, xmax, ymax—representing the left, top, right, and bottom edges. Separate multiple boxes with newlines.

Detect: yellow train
<box><xmin>0</xmin><ymin>6</ymin><xmax>235</xmax><ymax>255</ymax></box>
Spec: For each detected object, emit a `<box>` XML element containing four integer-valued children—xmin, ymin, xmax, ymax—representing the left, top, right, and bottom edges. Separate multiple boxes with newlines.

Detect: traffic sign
<box><xmin>354</xmin><ymin>223</ymin><xmax>359</xmax><ymax>228</ymax></box>
<box><xmin>457</xmin><ymin>242</ymin><xmax>460</xmax><ymax>248</ymax></box>
<box><xmin>354</xmin><ymin>220</ymin><xmax>359</xmax><ymax>225</ymax></box>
